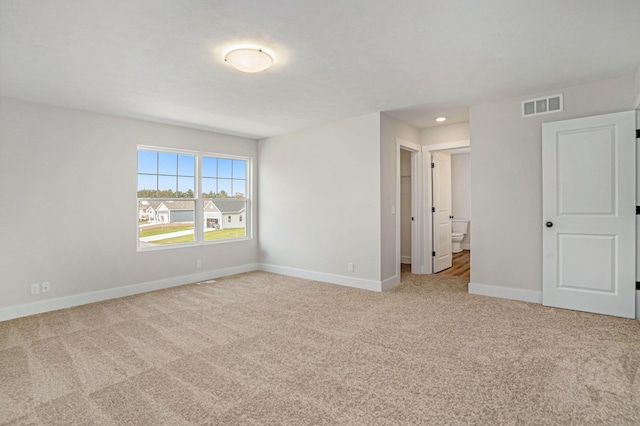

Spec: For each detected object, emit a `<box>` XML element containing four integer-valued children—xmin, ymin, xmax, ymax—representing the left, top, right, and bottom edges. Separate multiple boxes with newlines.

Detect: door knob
<box><xmin>545</xmin><ymin>222</ymin><xmax>553</xmax><ymax>228</ymax></box>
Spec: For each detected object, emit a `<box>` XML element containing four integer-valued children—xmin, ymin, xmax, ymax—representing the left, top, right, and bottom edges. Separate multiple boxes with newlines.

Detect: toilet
<box><xmin>451</xmin><ymin>219</ymin><xmax>469</xmax><ymax>253</ymax></box>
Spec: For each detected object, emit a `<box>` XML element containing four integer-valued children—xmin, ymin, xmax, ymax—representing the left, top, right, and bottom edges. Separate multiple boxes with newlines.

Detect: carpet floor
<box><xmin>1</xmin><ymin>269</ymin><xmax>639</xmax><ymax>425</ymax></box>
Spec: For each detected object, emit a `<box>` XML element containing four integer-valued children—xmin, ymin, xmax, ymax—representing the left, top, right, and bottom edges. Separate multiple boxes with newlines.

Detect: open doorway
<box><xmin>436</xmin><ymin>148</ymin><xmax>471</xmax><ymax>278</ymax></box>
<box><xmin>424</xmin><ymin>140</ymin><xmax>471</xmax><ymax>278</ymax></box>
<box><xmin>396</xmin><ymin>139</ymin><xmax>422</xmax><ymax>277</ymax></box>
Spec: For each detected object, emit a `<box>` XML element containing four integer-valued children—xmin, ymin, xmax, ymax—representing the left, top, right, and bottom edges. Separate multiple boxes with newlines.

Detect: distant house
<box><xmin>138</xmin><ymin>200</ymin><xmax>163</xmax><ymax>221</ymax></box>
<box><xmin>139</xmin><ymin>198</ymin><xmax>245</xmax><ymax>228</ymax></box>
<box><xmin>138</xmin><ymin>200</ymin><xmax>194</xmax><ymax>223</ymax></box>
<box><xmin>138</xmin><ymin>200</ymin><xmax>151</xmax><ymax>220</ymax></box>
<box><xmin>204</xmin><ymin>198</ymin><xmax>246</xmax><ymax>229</ymax></box>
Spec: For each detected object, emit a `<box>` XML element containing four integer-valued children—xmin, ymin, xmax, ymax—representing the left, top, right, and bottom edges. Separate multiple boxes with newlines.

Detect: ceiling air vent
<box><xmin>522</xmin><ymin>94</ymin><xmax>563</xmax><ymax>117</ymax></box>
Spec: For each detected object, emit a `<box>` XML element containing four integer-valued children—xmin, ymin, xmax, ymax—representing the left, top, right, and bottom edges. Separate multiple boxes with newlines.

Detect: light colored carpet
<box><xmin>1</xmin><ymin>269</ymin><xmax>639</xmax><ymax>425</ymax></box>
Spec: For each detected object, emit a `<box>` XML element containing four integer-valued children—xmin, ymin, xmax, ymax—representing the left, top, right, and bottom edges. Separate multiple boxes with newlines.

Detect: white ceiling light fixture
<box><xmin>435</xmin><ymin>116</ymin><xmax>447</xmax><ymax>122</ymax></box>
<box><xmin>224</xmin><ymin>47</ymin><xmax>274</xmax><ymax>73</ymax></box>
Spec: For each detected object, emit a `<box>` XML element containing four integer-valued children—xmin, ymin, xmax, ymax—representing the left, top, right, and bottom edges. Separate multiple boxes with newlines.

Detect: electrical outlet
<box><xmin>196</xmin><ymin>259</ymin><xmax>201</xmax><ymax>268</ymax></box>
<box><xmin>41</xmin><ymin>282</ymin><xmax>50</xmax><ymax>293</ymax></box>
<box><xmin>31</xmin><ymin>283</ymin><xmax>40</xmax><ymax>295</ymax></box>
<box><xmin>348</xmin><ymin>263</ymin><xmax>355</xmax><ymax>272</ymax></box>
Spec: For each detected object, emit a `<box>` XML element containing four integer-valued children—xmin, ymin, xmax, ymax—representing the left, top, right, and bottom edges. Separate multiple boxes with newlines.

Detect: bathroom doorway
<box><xmin>424</xmin><ymin>141</ymin><xmax>471</xmax><ymax>278</ymax></box>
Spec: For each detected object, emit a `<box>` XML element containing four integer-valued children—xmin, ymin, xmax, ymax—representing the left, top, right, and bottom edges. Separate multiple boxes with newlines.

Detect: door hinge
<box><xmin>636</xmin><ymin>206</ymin><xmax>640</xmax><ymax>215</ymax></box>
<box><xmin>411</xmin><ymin>217</ymin><xmax>414</xmax><ymax>221</ymax></box>
<box><xmin>637</xmin><ymin>282</ymin><xmax>640</xmax><ymax>290</ymax></box>
<box><xmin>636</xmin><ymin>129</ymin><xmax>640</xmax><ymax>139</ymax></box>
<box><xmin>431</xmin><ymin>207</ymin><xmax>435</xmax><ymax>213</ymax></box>
<box><xmin>432</xmin><ymin>251</ymin><xmax>436</xmax><ymax>257</ymax></box>
<box><xmin>431</xmin><ymin>163</ymin><xmax>435</xmax><ymax>168</ymax></box>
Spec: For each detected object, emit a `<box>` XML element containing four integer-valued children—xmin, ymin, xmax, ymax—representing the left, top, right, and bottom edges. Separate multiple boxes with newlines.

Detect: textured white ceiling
<box><xmin>1</xmin><ymin>0</ymin><xmax>639</xmax><ymax>138</ymax></box>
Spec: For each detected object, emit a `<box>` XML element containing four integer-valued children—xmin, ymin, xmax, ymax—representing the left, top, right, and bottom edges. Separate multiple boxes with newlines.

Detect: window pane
<box><xmin>177</xmin><ymin>176</ymin><xmax>194</xmax><ymax>197</ymax></box>
<box><xmin>203</xmin><ymin>199</ymin><xmax>246</xmax><ymax>241</ymax></box>
<box><xmin>218</xmin><ymin>178</ymin><xmax>232</xmax><ymax>197</ymax></box>
<box><xmin>158</xmin><ymin>152</ymin><xmax>177</xmax><ymax>175</ymax></box>
<box><xmin>137</xmin><ymin>175</ymin><xmax>157</xmax><ymax>197</ymax></box>
<box><xmin>158</xmin><ymin>175</ymin><xmax>177</xmax><ymax>197</ymax></box>
<box><xmin>202</xmin><ymin>156</ymin><xmax>217</xmax><ymax>177</ymax></box>
<box><xmin>218</xmin><ymin>158</ymin><xmax>232</xmax><ymax>178</ymax></box>
<box><xmin>138</xmin><ymin>150</ymin><xmax>157</xmax><ymax>174</ymax></box>
<box><xmin>178</xmin><ymin>154</ymin><xmax>195</xmax><ymax>176</ymax></box>
<box><xmin>202</xmin><ymin>177</ymin><xmax>216</xmax><ymax>197</ymax></box>
<box><xmin>139</xmin><ymin>200</ymin><xmax>195</xmax><ymax>247</ymax></box>
<box><xmin>232</xmin><ymin>179</ymin><xmax>246</xmax><ymax>198</ymax></box>
<box><xmin>232</xmin><ymin>160</ymin><xmax>246</xmax><ymax>179</ymax></box>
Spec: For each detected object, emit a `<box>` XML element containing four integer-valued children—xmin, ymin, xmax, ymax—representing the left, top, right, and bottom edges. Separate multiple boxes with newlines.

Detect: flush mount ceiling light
<box><xmin>435</xmin><ymin>116</ymin><xmax>447</xmax><ymax>122</ymax></box>
<box><xmin>224</xmin><ymin>47</ymin><xmax>274</xmax><ymax>73</ymax></box>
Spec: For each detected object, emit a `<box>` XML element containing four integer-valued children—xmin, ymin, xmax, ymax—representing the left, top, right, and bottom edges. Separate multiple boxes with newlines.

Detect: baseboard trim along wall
<box><xmin>381</xmin><ymin>274</ymin><xmax>401</xmax><ymax>291</ymax></box>
<box><xmin>0</xmin><ymin>263</ymin><xmax>260</xmax><ymax>322</ymax></box>
<box><xmin>471</xmin><ymin>285</ymin><xmax>639</xmax><ymax>320</ymax></box>
<box><xmin>468</xmin><ymin>282</ymin><xmax>543</xmax><ymax>304</ymax></box>
<box><xmin>259</xmin><ymin>264</ymin><xmax>382</xmax><ymax>292</ymax></box>
<box><xmin>4</xmin><ymin>269</ymin><xmax>635</xmax><ymax>322</ymax></box>
<box><xmin>400</xmin><ymin>256</ymin><xmax>411</xmax><ymax>264</ymax></box>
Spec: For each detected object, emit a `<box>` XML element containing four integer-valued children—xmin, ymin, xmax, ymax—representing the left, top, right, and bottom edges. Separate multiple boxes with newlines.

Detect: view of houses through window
<box><xmin>137</xmin><ymin>148</ymin><xmax>248</xmax><ymax>249</ymax></box>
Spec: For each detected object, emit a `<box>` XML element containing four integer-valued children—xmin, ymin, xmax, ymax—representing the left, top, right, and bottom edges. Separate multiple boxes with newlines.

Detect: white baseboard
<box><xmin>259</xmin><ymin>264</ymin><xmax>382</xmax><ymax>292</ymax></box>
<box><xmin>4</xmin><ymin>266</ymin><xmax>634</xmax><ymax>321</ymax></box>
<box><xmin>469</xmin><ymin>282</ymin><xmax>542</xmax><ymax>304</ymax></box>
<box><xmin>0</xmin><ymin>263</ymin><xmax>259</xmax><ymax>322</ymax></box>
<box><xmin>461</xmin><ymin>243</ymin><xmax>471</xmax><ymax>250</ymax></box>
<box><xmin>400</xmin><ymin>256</ymin><xmax>411</xmax><ymax>264</ymax></box>
<box><xmin>381</xmin><ymin>274</ymin><xmax>401</xmax><ymax>291</ymax></box>
<box><xmin>470</xmin><ymin>285</ymin><xmax>639</xmax><ymax>320</ymax></box>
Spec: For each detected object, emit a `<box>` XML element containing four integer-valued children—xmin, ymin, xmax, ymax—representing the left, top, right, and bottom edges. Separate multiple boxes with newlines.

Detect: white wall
<box><xmin>451</xmin><ymin>152</ymin><xmax>471</xmax><ymax>249</ymax></box>
<box><xmin>469</xmin><ymin>74</ymin><xmax>636</xmax><ymax>295</ymax></box>
<box><xmin>258</xmin><ymin>113</ymin><xmax>382</xmax><ymax>289</ymax></box>
<box><xmin>0</xmin><ymin>97</ymin><xmax>258</xmax><ymax>318</ymax></box>
<box><xmin>421</xmin><ymin>122</ymin><xmax>470</xmax><ymax>146</ymax></box>
<box><xmin>380</xmin><ymin>113</ymin><xmax>420</xmax><ymax>284</ymax></box>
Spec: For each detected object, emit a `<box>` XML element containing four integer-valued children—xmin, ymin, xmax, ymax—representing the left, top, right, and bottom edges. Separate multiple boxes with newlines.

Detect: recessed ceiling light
<box><xmin>224</xmin><ymin>47</ymin><xmax>274</xmax><ymax>73</ymax></box>
<box><xmin>435</xmin><ymin>117</ymin><xmax>447</xmax><ymax>122</ymax></box>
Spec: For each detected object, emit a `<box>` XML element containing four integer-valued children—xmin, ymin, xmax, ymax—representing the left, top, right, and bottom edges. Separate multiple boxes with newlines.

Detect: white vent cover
<box><xmin>522</xmin><ymin>94</ymin><xmax>563</xmax><ymax>117</ymax></box>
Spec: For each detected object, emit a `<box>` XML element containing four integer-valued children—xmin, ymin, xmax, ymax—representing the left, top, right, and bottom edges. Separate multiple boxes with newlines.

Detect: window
<box><xmin>137</xmin><ymin>147</ymin><xmax>250</xmax><ymax>250</ymax></box>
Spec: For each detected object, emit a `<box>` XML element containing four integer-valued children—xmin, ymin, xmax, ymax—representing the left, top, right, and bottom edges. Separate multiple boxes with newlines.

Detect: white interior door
<box><xmin>542</xmin><ymin>111</ymin><xmax>636</xmax><ymax>318</ymax></box>
<box><xmin>432</xmin><ymin>151</ymin><xmax>452</xmax><ymax>273</ymax></box>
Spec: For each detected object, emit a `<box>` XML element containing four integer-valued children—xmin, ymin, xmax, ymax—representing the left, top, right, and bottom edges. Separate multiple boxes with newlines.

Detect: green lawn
<box><xmin>139</xmin><ymin>225</ymin><xmax>193</xmax><ymax>238</ymax></box>
<box><xmin>150</xmin><ymin>228</ymin><xmax>246</xmax><ymax>244</ymax></box>
<box><xmin>205</xmin><ymin>228</ymin><xmax>245</xmax><ymax>240</ymax></box>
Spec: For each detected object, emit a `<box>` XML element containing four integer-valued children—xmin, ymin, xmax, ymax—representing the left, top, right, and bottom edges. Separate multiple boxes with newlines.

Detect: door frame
<box><xmin>396</xmin><ymin>139</ymin><xmax>423</xmax><ymax>274</ymax></box>
<box><xmin>423</xmin><ymin>139</ymin><xmax>470</xmax><ymax>274</ymax></box>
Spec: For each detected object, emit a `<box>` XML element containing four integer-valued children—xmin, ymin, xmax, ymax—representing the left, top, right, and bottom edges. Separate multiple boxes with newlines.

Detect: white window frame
<box><xmin>136</xmin><ymin>145</ymin><xmax>252</xmax><ymax>251</ymax></box>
